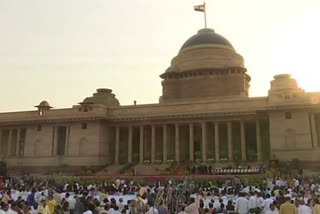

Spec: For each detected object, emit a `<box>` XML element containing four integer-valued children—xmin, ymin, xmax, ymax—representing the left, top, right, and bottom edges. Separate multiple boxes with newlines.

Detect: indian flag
<box><xmin>194</xmin><ymin>4</ymin><xmax>205</xmax><ymax>12</ymax></box>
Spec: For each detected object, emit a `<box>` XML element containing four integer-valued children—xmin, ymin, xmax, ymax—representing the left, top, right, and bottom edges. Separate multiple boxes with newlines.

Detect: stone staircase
<box><xmin>83</xmin><ymin>163</ymin><xmax>189</xmax><ymax>176</ymax></box>
<box><xmin>134</xmin><ymin>164</ymin><xmax>169</xmax><ymax>175</ymax></box>
<box><xmin>94</xmin><ymin>164</ymin><xmax>169</xmax><ymax>176</ymax></box>
<box><xmin>94</xmin><ymin>164</ymin><xmax>123</xmax><ymax>175</ymax></box>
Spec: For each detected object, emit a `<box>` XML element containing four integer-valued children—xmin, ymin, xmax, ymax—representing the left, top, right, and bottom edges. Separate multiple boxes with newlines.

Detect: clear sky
<box><xmin>1</xmin><ymin>0</ymin><xmax>320</xmax><ymax>112</ymax></box>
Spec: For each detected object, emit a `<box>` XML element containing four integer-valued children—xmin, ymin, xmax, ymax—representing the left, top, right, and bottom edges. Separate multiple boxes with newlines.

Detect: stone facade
<box><xmin>1</xmin><ymin>28</ymin><xmax>320</xmax><ymax>169</ymax></box>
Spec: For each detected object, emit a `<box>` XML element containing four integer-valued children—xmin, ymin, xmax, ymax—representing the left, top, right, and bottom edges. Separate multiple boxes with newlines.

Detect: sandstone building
<box><xmin>1</xmin><ymin>28</ymin><xmax>320</xmax><ymax>170</ymax></box>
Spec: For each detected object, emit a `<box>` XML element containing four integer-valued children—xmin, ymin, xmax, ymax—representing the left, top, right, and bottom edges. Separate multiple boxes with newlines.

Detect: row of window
<box><xmin>166</xmin><ymin>69</ymin><xmax>244</xmax><ymax>80</ymax></box>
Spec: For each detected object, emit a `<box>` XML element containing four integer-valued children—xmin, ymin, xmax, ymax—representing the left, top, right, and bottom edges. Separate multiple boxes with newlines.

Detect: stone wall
<box><xmin>269</xmin><ymin>111</ymin><xmax>313</xmax><ymax>152</ymax></box>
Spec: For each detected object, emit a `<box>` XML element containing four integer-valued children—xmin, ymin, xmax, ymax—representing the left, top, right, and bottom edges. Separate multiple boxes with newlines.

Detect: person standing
<box><xmin>266</xmin><ymin>204</ymin><xmax>279</xmax><ymax>214</ymax></box>
<box><xmin>263</xmin><ymin>194</ymin><xmax>274</xmax><ymax>213</ymax></box>
<box><xmin>157</xmin><ymin>200</ymin><xmax>168</xmax><ymax>214</ymax></box>
<box><xmin>73</xmin><ymin>196</ymin><xmax>85</xmax><ymax>214</ymax></box>
<box><xmin>67</xmin><ymin>194</ymin><xmax>76</xmax><ymax>214</ymax></box>
<box><xmin>235</xmin><ymin>192</ymin><xmax>249</xmax><ymax>214</ymax></box>
<box><xmin>279</xmin><ymin>197</ymin><xmax>295</xmax><ymax>214</ymax></box>
<box><xmin>0</xmin><ymin>203</ymin><xmax>8</xmax><ymax>214</ymax></box>
<box><xmin>297</xmin><ymin>200</ymin><xmax>312</xmax><ymax>214</ymax></box>
<box><xmin>2</xmin><ymin>190</ymin><xmax>11</xmax><ymax>204</ymax></box>
<box><xmin>27</xmin><ymin>189</ymin><xmax>37</xmax><ymax>207</ymax></box>
<box><xmin>313</xmin><ymin>198</ymin><xmax>320</xmax><ymax>214</ymax></box>
<box><xmin>248</xmin><ymin>192</ymin><xmax>257</xmax><ymax>214</ymax></box>
<box><xmin>185</xmin><ymin>198</ymin><xmax>199</xmax><ymax>214</ymax></box>
<box><xmin>53</xmin><ymin>189</ymin><xmax>62</xmax><ymax>206</ymax></box>
<box><xmin>46</xmin><ymin>195</ymin><xmax>56</xmax><ymax>214</ymax></box>
<box><xmin>37</xmin><ymin>199</ymin><xmax>51</xmax><ymax>214</ymax></box>
<box><xmin>6</xmin><ymin>202</ymin><xmax>18</xmax><ymax>214</ymax></box>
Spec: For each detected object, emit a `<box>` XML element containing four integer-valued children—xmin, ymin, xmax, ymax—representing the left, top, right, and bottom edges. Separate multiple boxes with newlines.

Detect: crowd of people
<box><xmin>0</xmin><ymin>175</ymin><xmax>319</xmax><ymax>213</ymax></box>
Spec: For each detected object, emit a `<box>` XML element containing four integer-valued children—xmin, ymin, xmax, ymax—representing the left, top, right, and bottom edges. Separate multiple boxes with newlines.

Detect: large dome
<box><xmin>179</xmin><ymin>28</ymin><xmax>234</xmax><ymax>53</ymax></box>
<box><xmin>160</xmin><ymin>28</ymin><xmax>250</xmax><ymax>102</ymax></box>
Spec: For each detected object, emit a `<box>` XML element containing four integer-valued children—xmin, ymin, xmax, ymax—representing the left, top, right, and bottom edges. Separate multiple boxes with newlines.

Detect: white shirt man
<box><xmin>235</xmin><ymin>193</ymin><xmax>249</xmax><ymax>214</ymax></box>
<box><xmin>265</xmin><ymin>205</ymin><xmax>279</xmax><ymax>214</ymax></box>
<box><xmin>146</xmin><ymin>207</ymin><xmax>159</xmax><ymax>214</ymax></box>
<box><xmin>248</xmin><ymin>193</ymin><xmax>257</xmax><ymax>213</ymax></box>
<box><xmin>297</xmin><ymin>203</ymin><xmax>312</xmax><ymax>214</ymax></box>
<box><xmin>256</xmin><ymin>195</ymin><xmax>264</xmax><ymax>210</ymax></box>
<box><xmin>67</xmin><ymin>195</ymin><xmax>76</xmax><ymax>210</ymax></box>
<box><xmin>263</xmin><ymin>196</ymin><xmax>274</xmax><ymax>213</ymax></box>
<box><xmin>185</xmin><ymin>198</ymin><xmax>199</xmax><ymax>214</ymax></box>
<box><xmin>213</xmin><ymin>199</ymin><xmax>220</xmax><ymax>209</ymax></box>
<box><xmin>6</xmin><ymin>209</ymin><xmax>18</xmax><ymax>214</ymax></box>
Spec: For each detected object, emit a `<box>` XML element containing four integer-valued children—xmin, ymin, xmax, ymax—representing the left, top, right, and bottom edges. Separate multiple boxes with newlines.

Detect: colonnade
<box><xmin>0</xmin><ymin>128</ymin><xmax>23</xmax><ymax>157</ymax></box>
<box><xmin>113</xmin><ymin>120</ymin><xmax>263</xmax><ymax>164</ymax></box>
<box><xmin>311</xmin><ymin>113</ymin><xmax>319</xmax><ymax>148</ymax></box>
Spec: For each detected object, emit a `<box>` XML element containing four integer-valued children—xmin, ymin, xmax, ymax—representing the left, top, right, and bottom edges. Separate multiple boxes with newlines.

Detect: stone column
<box><xmin>189</xmin><ymin>123</ymin><xmax>194</xmax><ymax>162</ymax></box>
<box><xmin>163</xmin><ymin>124</ymin><xmax>167</xmax><ymax>163</ymax></box>
<box><xmin>7</xmin><ymin>129</ymin><xmax>12</xmax><ymax>156</ymax></box>
<box><xmin>16</xmin><ymin>128</ymin><xmax>21</xmax><ymax>157</ymax></box>
<box><xmin>115</xmin><ymin>127</ymin><xmax>120</xmax><ymax>164</ymax></box>
<box><xmin>139</xmin><ymin>126</ymin><xmax>144</xmax><ymax>164</ymax></box>
<box><xmin>311</xmin><ymin>113</ymin><xmax>318</xmax><ymax>148</ymax></box>
<box><xmin>227</xmin><ymin>121</ymin><xmax>233</xmax><ymax>162</ymax></box>
<box><xmin>201</xmin><ymin>122</ymin><xmax>207</xmax><ymax>162</ymax></box>
<box><xmin>65</xmin><ymin>126</ymin><xmax>70</xmax><ymax>156</ymax></box>
<box><xmin>240</xmin><ymin>120</ymin><xmax>246</xmax><ymax>161</ymax></box>
<box><xmin>214</xmin><ymin>122</ymin><xmax>220</xmax><ymax>162</ymax></box>
<box><xmin>256</xmin><ymin>120</ymin><xmax>262</xmax><ymax>161</ymax></box>
<box><xmin>151</xmin><ymin>125</ymin><xmax>156</xmax><ymax>163</ymax></box>
<box><xmin>175</xmin><ymin>123</ymin><xmax>180</xmax><ymax>163</ymax></box>
<box><xmin>53</xmin><ymin>127</ymin><xmax>58</xmax><ymax>156</ymax></box>
<box><xmin>128</xmin><ymin>126</ymin><xmax>133</xmax><ymax>163</ymax></box>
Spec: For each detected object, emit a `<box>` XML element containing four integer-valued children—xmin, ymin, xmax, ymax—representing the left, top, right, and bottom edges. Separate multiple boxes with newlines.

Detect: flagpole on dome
<box><xmin>204</xmin><ymin>0</ymin><xmax>207</xmax><ymax>28</ymax></box>
<box><xmin>194</xmin><ymin>1</ymin><xmax>207</xmax><ymax>28</ymax></box>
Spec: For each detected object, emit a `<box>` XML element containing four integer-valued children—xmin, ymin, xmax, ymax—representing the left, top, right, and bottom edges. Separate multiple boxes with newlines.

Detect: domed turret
<box><xmin>36</xmin><ymin>101</ymin><xmax>52</xmax><ymax>108</ymax></box>
<box><xmin>160</xmin><ymin>29</ymin><xmax>250</xmax><ymax>102</ymax></box>
<box><xmin>35</xmin><ymin>100</ymin><xmax>53</xmax><ymax>115</ymax></box>
<box><xmin>268</xmin><ymin>74</ymin><xmax>306</xmax><ymax>104</ymax></box>
<box><xmin>80</xmin><ymin>88</ymin><xmax>120</xmax><ymax>107</ymax></box>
